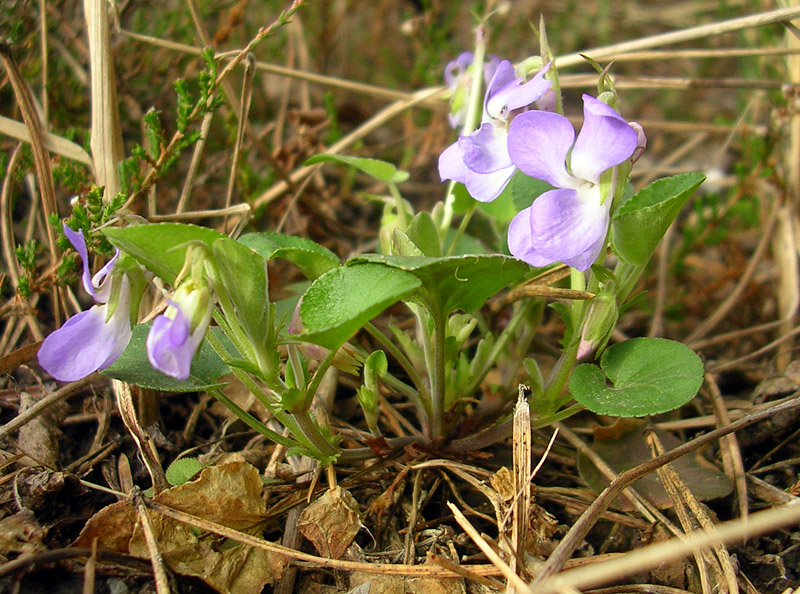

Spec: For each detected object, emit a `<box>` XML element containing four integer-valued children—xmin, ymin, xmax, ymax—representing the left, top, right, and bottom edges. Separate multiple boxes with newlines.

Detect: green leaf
<box><xmin>611</xmin><ymin>173</ymin><xmax>705</xmax><ymax>266</ymax></box>
<box><xmin>510</xmin><ymin>172</ymin><xmax>554</xmax><ymax>212</ymax></box>
<box><xmin>104</xmin><ymin>223</ymin><xmax>226</xmax><ymax>284</ymax></box>
<box><xmin>406</xmin><ymin>212</ymin><xmax>441</xmax><ymax>257</ymax></box>
<box><xmin>298</xmin><ymin>263</ymin><xmax>421</xmax><ymax>350</ymax></box>
<box><xmin>102</xmin><ymin>325</ymin><xmax>231</xmax><ymax>391</ymax></box>
<box><xmin>212</xmin><ymin>237</ymin><xmax>271</xmax><ymax>351</ymax></box>
<box><xmin>570</xmin><ymin>337</ymin><xmax>704</xmax><ymax>417</ymax></box>
<box><xmin>238</xmin><ymin>231</ymin><xmax>339</xmax><ymax>280</ymax></box>
<box><xmin>166</xmin><ymin>458</ymin><xmax>204</xmax><ymax>486</ymax></box>
<box><xmin>305</xmin><ymin>153</ymin><xmax>409</xmax><ymax>184</ymax></box>
<box><xmin>352</xmin><ymin>253</ymin><xmax>530</xmax><ymax>313</ymax></box>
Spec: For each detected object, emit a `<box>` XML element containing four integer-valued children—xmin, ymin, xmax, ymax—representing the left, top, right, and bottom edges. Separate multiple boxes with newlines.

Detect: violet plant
<box><xmin>38</xmin><ymin>30</ymin><xmax>706</xmax><ymax>464</ymax></box>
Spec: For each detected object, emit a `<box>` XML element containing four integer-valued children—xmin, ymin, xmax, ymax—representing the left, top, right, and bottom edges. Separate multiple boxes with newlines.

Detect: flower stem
<box><xmin>430</xmin><ymin>305</ymin><xmax>447</xmax><ymax>439</ymax></box>
<box><xmin>440</xmin><ymin>26</ymin><xmax>486</xmax><ymax>235</ymax></box>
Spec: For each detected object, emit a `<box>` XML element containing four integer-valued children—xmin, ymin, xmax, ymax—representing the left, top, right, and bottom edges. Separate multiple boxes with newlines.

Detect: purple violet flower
<box><xmin>444</xmin><ymin>52</ymin><xmax>501</xmax><ymax>128</ymax></box>
<box><xmin>38</xmin><ymin>225</ymin><xmax>136</xmax><ymax>381</ymax></box>
<box><xmin>146</xmin><ymin>280</ymin><xmax>213</xmax><ymax>380</ymax></box>
<box><xmin>439</xmin><ymin>60</ymin><xmax>552</xmax><ymax>202</ymax></box>
<box><xmin>506</xmin><ymin>94</ymin><xmax>640</xmax><ymax>270</ymax></box>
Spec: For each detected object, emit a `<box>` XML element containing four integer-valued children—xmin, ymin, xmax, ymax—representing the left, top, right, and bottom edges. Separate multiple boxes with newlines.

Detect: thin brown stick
<box><xmin>706</xmin><ymin>374</ymin><xmax>748</xmax><ymax>523</ymax></box>
<box><xmin>0</xmin><ymin>42</ymin><xmax>59</xmax><ymax>264</ymax></box>
<box><xmin>529</xmin><ymin>395</ymin><xmax>800</xmax><ymax>587</ymax></box>
<box><xmin>554</xmin><ymin>6</ymin><xmax>800</xmax><ymax>68</ymax></box>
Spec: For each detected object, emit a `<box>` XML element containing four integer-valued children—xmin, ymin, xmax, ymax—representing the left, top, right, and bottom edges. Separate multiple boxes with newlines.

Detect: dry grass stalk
<box><xmin>647</xmin><ymin>431</ymin><xmax>738</xmax><ymax>594</ymax></box>
<box><xmin>507</xmin><ymin>385</ymin><xmax>532</xmax><ymax>584</ymax></box>
<box><xmin>530</xmin><ymin>396</ymin><xmax>800</xmax><ymax>586</ymax></box>
<box><xmin>0</xmin><ymin>115</ymin><xmax>92</xmax><ymax>165</ymax></box>
<box><xmin>83</xmin><ymin>0</ymin><xmax>123</xmax><ymax>201</ymax></box>
<box><xmin>112</xmin><ymin>380</ymin><xmax>168</xmax><ymax>494</ymax></box>
<box><xmin>531</xmin><ymin>500</ymin><xmax>800</xmax><ymax>594</ymax></box>
<box><xmin>0</xmin><ymin>43</ymin><xmax>59</xmax><ymax>264</ymax></box>
<box><xmin>706</xmin><ymin>373</ymin><xmax>749</xmax><ymax>523</ymax></box>
<box><xmin>135</xmin><ymin>492</ymin><xmax>173</xmax><ymax>594</ymax></box>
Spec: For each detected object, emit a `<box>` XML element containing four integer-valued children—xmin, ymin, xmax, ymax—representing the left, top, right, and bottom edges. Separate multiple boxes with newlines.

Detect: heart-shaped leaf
<box><xmin>298</xmin><ymin>263</ymin><xmax>421</xmax><ymax>351</ymax></box>
<box><xmin>104</xmin><ymin>223</ymin><xmax>226</xmax><ymax>284</ymax></box>
<box><xmin>102</xmin><ymin>325</ymin><xmax>231</xmax><ymax>391</ymax></box>
<box><xmin>612</xmin><ymin>173</ymin><xmax>705</xmax><ymax>267</ymax></box>
<box><xmin>238</xmin><ymin>232</ymin><xmax>339</xmax><ymax>280</ymax></box>
<box><xmin>305</xmin><ymin>154</ymin><xmax>409</xmax><ymax>184</ymax></box>
<box><xmin>570</xmin><ymin>337</ymin><xmax>704</xmax><ymax>417</ymax></box>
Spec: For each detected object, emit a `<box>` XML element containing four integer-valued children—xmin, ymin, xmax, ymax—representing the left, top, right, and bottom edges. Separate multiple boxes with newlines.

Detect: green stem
<box><xmin>445</xmin><ymin>202</ymin><xmax>476</xmax><ymax>256</ymax></box>
<box><xmin>440</xmin><ymin>29</ymin><xmax>486</xmax><ymax>235</ymax></box>
<box><xmin>365</xmin><ymin>322</ymin><xmax>429</xmax><ymax>402</ymax></box>
<box><xmin>388</xmin><ymin>182</ymin><xmax>408</xmax><ymax>229</ymax></box>
<box><xmin>430</xmin><ymin>305</ymin><xmax>447</xmax><ymax>439</ymax></box>
<box><xmin>294</xmin><ymin>409</ymin><xmax>339</xmax><ymax>460</ymax></box>
<box><xmin>208</xmin><ymin>387</ymin><xmax>299</xmax><ymax>449</ymax></box>
<box><xmin>462</xmin><ymin>299</ymin><xmax>539</xmax><ymax>401</ymax></box>
<box><xmin>302</xmin><ymin>347</ymin><xmax>339</xmax><ymax>410</ymax></box>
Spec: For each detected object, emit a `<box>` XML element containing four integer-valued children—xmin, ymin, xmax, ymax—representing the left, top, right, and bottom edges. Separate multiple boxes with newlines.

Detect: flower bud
<box><xmin>146</xmin><ymin>278</ymin><xmax>213</xmax><ymax>380</ymax></box>
<box><xmin>577</xmin><ymin>291</ymin><xmax>619</xmax><ymax>361</ymax></box>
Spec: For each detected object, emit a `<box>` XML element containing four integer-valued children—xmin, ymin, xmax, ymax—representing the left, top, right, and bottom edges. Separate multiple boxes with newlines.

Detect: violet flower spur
<box><xmin>146</xmin><ymin>279</ymin><xmax>213</xmax><ymax>380</ymax></box>
<box><xmin>38</xmin><ymin>225</ymin><xmax>143</xmax><ymax>381</ymax></box>
<box><xmin>438</xmin><ymin>60</ymin><xmax>551</xmax><ymax>202</ymax></box>
<box><xmin>506</xmin><ymin>94</ymin><xmax>640</xmax><ymax>270</ymax></box>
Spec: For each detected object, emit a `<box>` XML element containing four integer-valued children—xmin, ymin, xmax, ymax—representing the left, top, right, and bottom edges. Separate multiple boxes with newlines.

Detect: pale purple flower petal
<box><xmin>508</xmin><ymin>188</ymin><xmax>610</xmax><ymax>271</ymax></box>
<box><xmin>439</xmin><ymin>136</ymin><xmax>515</xmax><ymax>202</ymax></box>
<box><xmin>37</xmin><ymin>277</ymin><xmax>133</xmax><ymax>381</ymax></box>
<box><xmin>444</xmin><ymin>52</ymin><xmax>474</xmax><ymax>89</ymax></box>
<box><xmin>485</xmin><ymin>62</ymin><xmax>551</xmax><ymax>119</ymax></box>
<box><xmin>569</xmin><ymin>95</ymin><xmax>638</xmax><ymax>183</ymax></box>
<box><xmin>458</xmin><ymin>124</ymin><xmax>512</xmax><ymax>173</ymax></box>
<box><xmin>507</xmin><ymin>110</ymin><xmax>577</xmax><ymax>188</ymax></box>
<box><xmin>461</xmin><ymin>164</ymin><xmax>516</xmax><ymax>202</ymax></box>
<box><xmin>438</xmin><ymin>142</ymin><xmax>469</xmax><ymax>183</ymax></box>
<box><xmin>147</xmin><ymin>304</ymin><xmax>200</xmax><ymax>380</ymax></box>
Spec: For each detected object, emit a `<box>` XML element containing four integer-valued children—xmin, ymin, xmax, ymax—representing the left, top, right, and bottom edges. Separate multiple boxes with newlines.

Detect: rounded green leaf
<box><xmin>238</xmin><ymin>231</ymin><xmax>339</xmax><ymax>279</ymax></box>
<box><xmin>299</xmin><ymin>263</ymin><xmax>421</xmax><ymax>351</ymax></box>
<box><xmin>104</xmin><ymin>223</ymin><xmax>226</xmax><ymax>284</ymax></box>
<box><xmin>570</xmin><ymin>337</ymin><xmax>704</xmax><ymax>417</ymax></box>
<box><xmin>611</xmin><ymin>173</ymin><xmax>705</xmax><ymax>267</ymax></box>
<box><xmin>352</xmin><ymin>253</ymin><xmax>531</xmax><ymax>313</ymax></box>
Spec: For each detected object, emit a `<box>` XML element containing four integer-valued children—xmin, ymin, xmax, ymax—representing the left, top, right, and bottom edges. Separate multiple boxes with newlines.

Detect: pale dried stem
<box><xmin>448</xmin><ymin>502</ymin><xmax>529</xmax><ymax>593</ymax></box>
<box><xmin>135</xmin><ymin>494</ymin><xmax>173</xmax><ymax>594</ymax></box>
<box><xmin>112</xmin><ymin>380</ymin><xmax>168</xmax><ymax>494</ymax></box>
<box><xmin>530</xmin><ymin>396</ymin><xmax>800</xmax><ymax>587</ymax></box>
<box><xmin>121</xmin><ymin>29</ymin><xmax>419</xmax><ymax>103</ymax></box>
<box><xmin>555</xmin><ymin>6</ymin><xmax>800</xmax><ymax>68</ymax></box>
<box><xmin>646</xmin><ymin>432</ymin><xmax>728</xmax><ymax>594</ymax></box>
<box><xmin>0</xmin><ymin>44</ymin><xmax>58</xmax><ymax>265</ymax></box>
<box><xmin>0</xmin><ymin>115</ymin><xmax>92</xmax><ymax>165</ymax></box>
<box><xmin>706</xmin><ymin>374</ymin><xmax>749</xmax><ymax>523</ymax></box>
<box><xmin>83</xmin><ymin>0</ymin><xmax>123</xmax><ymax>200</ymax></box>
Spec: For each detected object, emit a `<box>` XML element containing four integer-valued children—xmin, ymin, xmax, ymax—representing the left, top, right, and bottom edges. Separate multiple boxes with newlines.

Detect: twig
<box><xmin>528</xmin><ymin>395</ymin><xmax>800</xmax><ymax>586</ymax></box>
<box><xmin>0</xmin><ymin>375</ymin><xmax>96</xmax><ymax>441</ymax></box>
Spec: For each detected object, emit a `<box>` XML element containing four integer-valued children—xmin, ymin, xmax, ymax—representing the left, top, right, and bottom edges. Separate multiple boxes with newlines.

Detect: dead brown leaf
<box><xmin>298</xmin><ymin>485</ymin><xmax>361</xmax><ymax>560</ymax></box>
